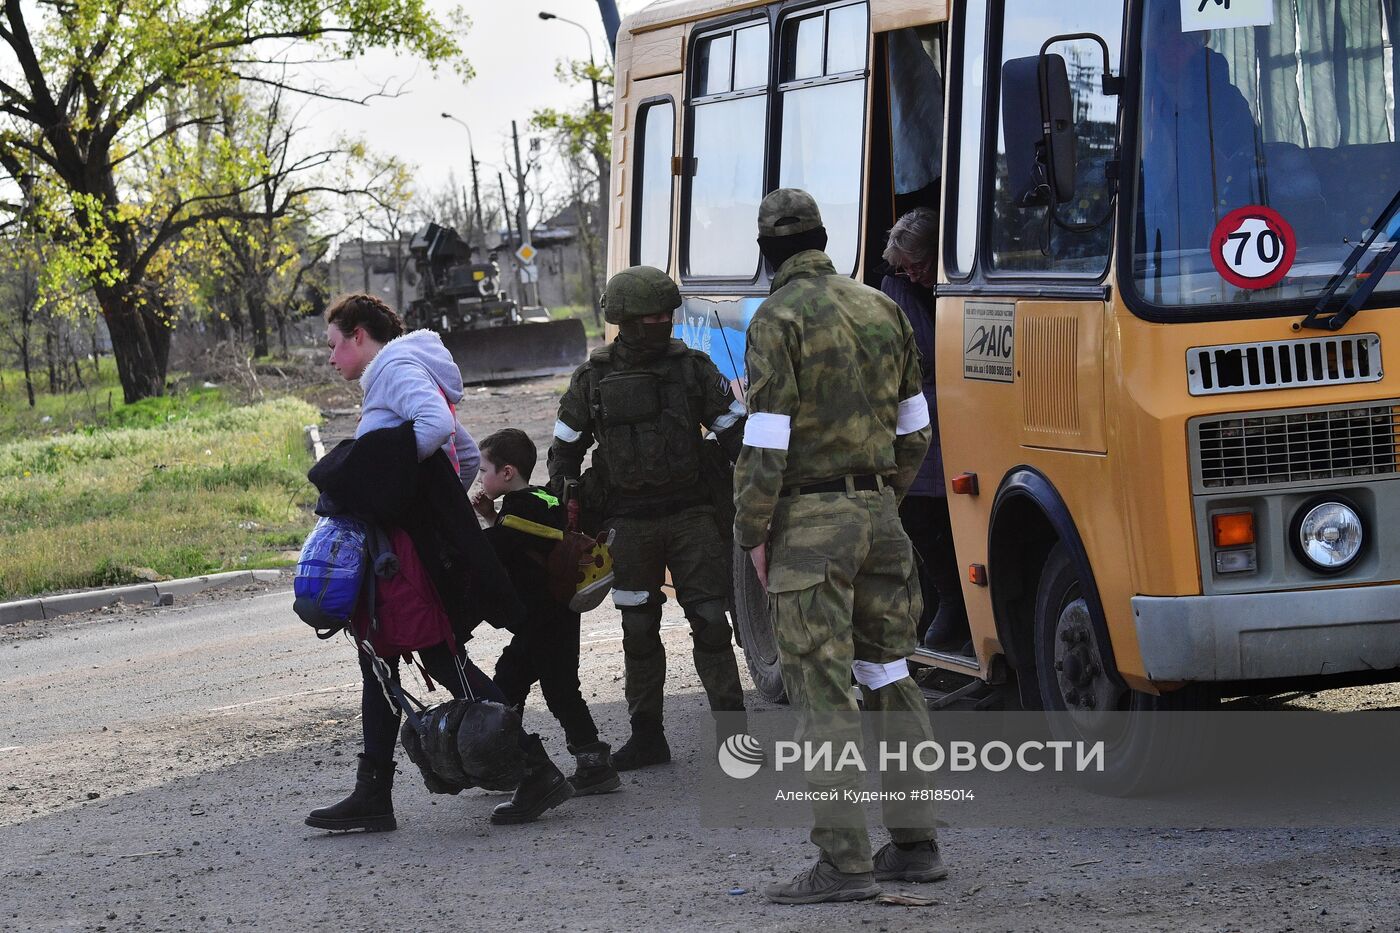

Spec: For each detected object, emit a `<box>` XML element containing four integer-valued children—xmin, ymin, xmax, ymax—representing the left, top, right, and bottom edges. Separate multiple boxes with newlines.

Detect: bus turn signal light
<box><xmin>951</xmin><ymin>473</ymin><xmax>979</xmax><ymax>496</ymax></box>
<box><xmin>968</xmin><ymin>564</ymin><xmax>987</xmax><ymax>586</ymax></box>
<box><xmin>1212</xmin><ymin>511</ymin><xmax>1256</xmax><ymax>548</ymax></box>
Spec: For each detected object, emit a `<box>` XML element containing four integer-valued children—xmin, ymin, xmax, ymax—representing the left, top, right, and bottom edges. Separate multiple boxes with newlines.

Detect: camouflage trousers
<box><xmin>767</xmin><ymin>484</ymin><xmax>938</xmax><ymax>874</ymax></box>
<box><xmin>607</xmin><ymin>505</ymin><xmax>745</xmax><ymax>722</ymax></box>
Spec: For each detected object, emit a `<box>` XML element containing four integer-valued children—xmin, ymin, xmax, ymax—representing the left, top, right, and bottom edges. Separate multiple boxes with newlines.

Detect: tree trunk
<box><xmin>592</xmin><ymin>150</ymin><xmax>610</xmax><ymax>326</ymax></box>
<box><xmin>21</xmin><ymin>330</ymin><xmax>35</xmax><ymax>408</ymax></box>
<box><xmin>100</xmin><ymin>291</ymin><xmax>168</xmax><ymax>403</ymax></box>
<box><xmin>277</xmin><ymin>306</ymin><xmax>289</xmax><ymax>356</ymax></box>
<box><xmin>147</xmin><ymin>302</ymin><xmax>172</xmax><ymax>378</ymax></box>
<box><xmin>44</xmin><ymin>325</ymin><xmax>57</xmax><ymax>394</ymax></box>
<box><xmin>247</xmin><ymin>291</ymin><xmax>269</xmax><ymax>358</ymax></box>
<box><xmin>69</xmin><ymin>337</ymin><xmax>85</xmax><ymax>390</ymax></box>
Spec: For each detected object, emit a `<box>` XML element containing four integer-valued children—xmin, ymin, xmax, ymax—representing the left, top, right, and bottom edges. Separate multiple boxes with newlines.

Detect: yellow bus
<box><xmin>607</xmin><ymin>0</ymin><xmax>1400</xmax><ymax>782</ymax></box>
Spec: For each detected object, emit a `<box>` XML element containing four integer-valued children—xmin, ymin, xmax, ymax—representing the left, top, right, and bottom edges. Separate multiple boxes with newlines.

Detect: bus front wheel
<box><xmin>732</xmin><ymin>542</ymin><xmax>788</xmax><ymax>703</ymax></box>
<box><xmin>1032</xmin><ymin>542</ymin><xmax>1211</xmax><ymax>795</ymax></box>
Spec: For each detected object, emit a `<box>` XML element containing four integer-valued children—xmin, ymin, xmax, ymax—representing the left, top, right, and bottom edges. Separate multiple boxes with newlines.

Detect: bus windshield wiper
<box><xmin>1296</xmin><ymin>186</ymin><xmax>1400</xmax><ymax>332</ymax></box>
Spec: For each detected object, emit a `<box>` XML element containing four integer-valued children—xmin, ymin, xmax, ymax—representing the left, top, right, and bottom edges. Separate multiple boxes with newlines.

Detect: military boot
<box><xmin>491</xmin><ymin>734</ymin><xmax>574</xmax><ymax>824</ymax></box>
<box><xmin>567</xmin><ymin>740</ymin><xmax>622</xmax><ymax>795</ymax></box>
<box><xmin>763</xmin><ymin>855</ymin><xmax>881</xmax><ymax>905</ymax></box>
<box><xmin>872</xmin><ymin>839</ymin><xmax>949</xmax><ymax>883</ymax></box>
<box><xmin>611</xmin><ymin>713</ymin><xmax>671</xmax><ymax>771</ymax></box>
<box><xmin>305</xmin><ymin>754</ymin><xmax>397</xmax><ymax>833</ymax></box>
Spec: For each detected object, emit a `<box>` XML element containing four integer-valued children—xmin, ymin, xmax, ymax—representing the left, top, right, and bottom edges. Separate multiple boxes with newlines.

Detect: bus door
<box><xmin>933</xmin><ymin>0</ymin><xmax>1125</xmax><ymax>696</ymax></box>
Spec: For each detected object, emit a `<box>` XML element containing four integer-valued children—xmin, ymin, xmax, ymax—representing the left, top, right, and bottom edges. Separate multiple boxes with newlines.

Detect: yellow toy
<box><xmin>499</xmin><ymin>515</ymin><xmax>615</xmax><ymax>613</ymax></box>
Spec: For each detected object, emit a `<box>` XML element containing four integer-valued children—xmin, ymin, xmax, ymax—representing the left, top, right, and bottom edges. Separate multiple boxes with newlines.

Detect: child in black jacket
<box><xmin>473</xmin><ymin>429</ymin><xmax>620</xmax><ymax>795</ymax></box>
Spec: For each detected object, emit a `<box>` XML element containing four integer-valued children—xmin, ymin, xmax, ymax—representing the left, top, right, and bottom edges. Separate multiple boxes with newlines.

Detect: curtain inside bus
<box><xmin>1208</xmin><ymin>0</ymin><xmax>1396</xmax><ymax>146</ymax></box>
<box><xmin>888</xmin><ymin>26</ymin><xmax>944</xmax><ymax>197</ymax></box>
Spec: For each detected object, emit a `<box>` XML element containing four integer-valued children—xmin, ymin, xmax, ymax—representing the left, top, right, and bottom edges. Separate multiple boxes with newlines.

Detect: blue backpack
<box><xmin>293</xmin><ymin>516</ymin><xmax>368</xmax><ymax>637</ymax></box>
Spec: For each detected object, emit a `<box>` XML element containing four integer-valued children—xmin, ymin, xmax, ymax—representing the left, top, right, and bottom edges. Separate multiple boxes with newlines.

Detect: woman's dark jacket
<box><xmin>307</xmin><ymin>421</ymin><xmax>525</xmax><ymax>638</ymax></box>
<box><xmin>880</xmin><ymin>272</ymin><xmax>944</xmax><ymax>497</ymax></box>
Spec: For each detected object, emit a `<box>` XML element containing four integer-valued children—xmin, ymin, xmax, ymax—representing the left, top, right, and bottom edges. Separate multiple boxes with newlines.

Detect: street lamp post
<box><xmin>540</xmin><ymin>11</ymin><xmax>608</xmax><ymax>327</ymax></box>
<box><xmin>439</xmin><ymin>112</ymin><xmax>487</xmax><ymax>251</ymax></box>
<box><xmin>538</xmin><ymin>12</ymin><xmax>602</xmax><ymax>114</ymax></box>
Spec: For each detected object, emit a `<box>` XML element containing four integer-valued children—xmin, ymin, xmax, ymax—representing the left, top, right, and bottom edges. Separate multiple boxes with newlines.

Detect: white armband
<box><xmin>553</xmin><ymin>419</ymin><xmax>583</xmax><ymax>443</ymax></box>
<box><xmin>743</xmin><ymin>412</ymin><xmax>791</xmax><ymax>450</ymax></box>
<box><xmin>896</xmin><ymin>394</ymin><xmax>931</xmax><ymax>436</ymax></box>
<box><xmin>711</xmin><ymin>399</ymin><xmax>747</xmax><ymax>432</ymax></box>
<box><xmin>852</xmin><ymin>659</ymin><xmax>910</xmax><ymax>690</ymax></box>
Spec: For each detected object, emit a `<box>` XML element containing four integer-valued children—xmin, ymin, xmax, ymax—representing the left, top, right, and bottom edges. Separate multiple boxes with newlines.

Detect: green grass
<box><xmin>549</xmin><ymin>303</ymin><xmax>606</xmax><ymax>340</ymax></box>
<box><xmin>0</xmin><ymin>358</ymin><xmax>230</xmax><ymax>442</ymax></box>
<box><xmin>0</xmin><ymin>397</ymin><xmax>320</xmax><ymax>599</ymax></box>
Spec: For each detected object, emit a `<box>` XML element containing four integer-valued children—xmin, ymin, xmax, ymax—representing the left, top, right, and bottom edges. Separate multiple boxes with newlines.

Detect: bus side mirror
<box><xmin>1001</xmin><ymin>54</ymin><xmax>1077</xmax><ymax>207</ymax></box>
<box><xmin>1039</xmin><ymin>54</ymin><xmax>1077</xmax><ymax>203</ymax></box>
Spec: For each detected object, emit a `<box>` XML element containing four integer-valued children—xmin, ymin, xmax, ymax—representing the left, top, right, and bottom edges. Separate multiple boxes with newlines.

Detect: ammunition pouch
<box><xmin>590</xmin><ymin>362</ymin><xmax>701</xmax><ymax>495</ymax></box>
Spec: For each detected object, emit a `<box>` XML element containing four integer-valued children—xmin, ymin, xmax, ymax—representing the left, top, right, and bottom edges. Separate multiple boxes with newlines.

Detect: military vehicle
<box><xmin>406</xmin><ymin>222</ymin><xmax>586</xmax><ymax>383</ymax></box>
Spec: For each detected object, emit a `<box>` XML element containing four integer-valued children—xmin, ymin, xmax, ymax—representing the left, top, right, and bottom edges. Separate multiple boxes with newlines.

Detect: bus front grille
<box><xmin>1192</xmin><ymin>401</ymin><xmax>1400</xmax><ymax>490</ymax></box>
<box><xmin>1187</xmin><ymin>334</ymin><xmax>1382</xmax><ymax>396</ymax></box>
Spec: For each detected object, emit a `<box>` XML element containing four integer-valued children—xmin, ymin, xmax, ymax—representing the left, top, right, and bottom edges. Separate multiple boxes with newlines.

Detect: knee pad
<box><xmin>620</xmin><ymin>607</ymin><xmax>663</xmax><ymax>645</ymax></box>
<box><xmin>851</xmin><ymin>659</ymin><xmax>910</xmax><ymax>690</ymax></box>
<box><xmin>685</xmin><ymin>599</ymin><xmax>734</xmax><ymax>651</ymax></box>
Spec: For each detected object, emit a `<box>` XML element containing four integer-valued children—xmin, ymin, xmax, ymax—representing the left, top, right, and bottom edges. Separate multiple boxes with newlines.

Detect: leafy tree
<box><xmin>532</xmin><ymin>57</ymin><xmax>612</xmax><ymax>323</ymax></box>
<box><xmin>0</xmin><ymin>0</ymin><xmax>469</xmax><ymax>401</ymax></box>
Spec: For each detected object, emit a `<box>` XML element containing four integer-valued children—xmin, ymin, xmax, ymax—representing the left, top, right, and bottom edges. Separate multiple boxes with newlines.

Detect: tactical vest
<box><xmin>586</xmin><ymin>348</ymin><xmax>702</xmax><ymax>498</ymax></box>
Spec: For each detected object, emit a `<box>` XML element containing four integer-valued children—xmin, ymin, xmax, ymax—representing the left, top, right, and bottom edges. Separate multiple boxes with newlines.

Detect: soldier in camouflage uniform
<box><xmin>734</xmin><ymin>189</ymin><xmax>948</xmax><ymax>904</ymax></box>
<box><xmin>548</xmin><ymin>265</ymin><xmax>748</xmax><ymax>771</ymax></box>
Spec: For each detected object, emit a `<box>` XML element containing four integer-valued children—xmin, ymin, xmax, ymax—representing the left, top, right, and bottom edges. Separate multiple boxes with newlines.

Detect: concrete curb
<box><xmin>0</xmin><ymin>569</ymin><xmax>284</xmax><ymax>626</ymax></box>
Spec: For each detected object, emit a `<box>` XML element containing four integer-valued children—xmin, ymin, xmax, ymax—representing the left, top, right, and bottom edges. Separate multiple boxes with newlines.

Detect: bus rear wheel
<box><xmin>732</xmin><ymin>542</ymin><xmax>788</xmax><ymax>703</ymax></box>
<box><xmin>1032</xmin><ymin>542</ymin><xmax>1212</xmax><ymax>795</ymax></box>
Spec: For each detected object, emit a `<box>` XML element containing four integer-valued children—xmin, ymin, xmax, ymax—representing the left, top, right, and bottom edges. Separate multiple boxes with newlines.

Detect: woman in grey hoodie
<box><xmin>331</xmin><ymin>302</ymin><xmax>480</xmax><ymax>488</ymax></box>
<box><xmin>309</xmin><ymin>294</ymin><xmax>574</xmax><ymax>831</ymax></box>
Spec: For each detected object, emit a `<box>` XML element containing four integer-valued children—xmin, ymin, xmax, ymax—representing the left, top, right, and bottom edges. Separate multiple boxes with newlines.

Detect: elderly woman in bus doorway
<box><xmin>880</xmin><ymin>209</ymin><xmax>970</xmax><ymax>653</ymax></box>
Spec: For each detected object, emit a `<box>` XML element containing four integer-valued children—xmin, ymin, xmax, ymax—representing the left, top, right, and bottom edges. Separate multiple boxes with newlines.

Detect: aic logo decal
<box><xmin>964</xmin><ymin>302</ymin><xmax>1016</xmax><ymax>383</ymax></box>
<box><xmin>717</xmin><ymin>733</ymin><xmax>765</xmax><ymax>780</ymax></box>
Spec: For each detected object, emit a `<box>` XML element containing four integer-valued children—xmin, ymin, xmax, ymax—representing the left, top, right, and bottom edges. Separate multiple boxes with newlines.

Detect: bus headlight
<box><xmin>1293</xmin><ymin>501</ymin><xmax>1363</xmax><ymax>572</ymax></box>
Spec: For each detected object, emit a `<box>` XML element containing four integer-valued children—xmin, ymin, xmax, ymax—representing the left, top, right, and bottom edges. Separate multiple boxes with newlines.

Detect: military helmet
<box><xmin>602</xmin><ymin>265</ymin><xmax>681</xmax><ymax>324</ymax></box>
<box><xmin>758</xmin><ymin>188</ymin><xmax>823</xmax><ymax>238</ymax></box>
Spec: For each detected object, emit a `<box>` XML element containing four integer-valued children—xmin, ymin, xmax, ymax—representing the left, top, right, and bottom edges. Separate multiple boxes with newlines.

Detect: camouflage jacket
<box><xmin>733</xmin><ymin>249</ymin><xmax>932</xmax><ymax>548</ymax></box>
<box><xmin>547</xmin><ymin>339</ymin><xmax>747</xmax><ymax>515</ymax></box>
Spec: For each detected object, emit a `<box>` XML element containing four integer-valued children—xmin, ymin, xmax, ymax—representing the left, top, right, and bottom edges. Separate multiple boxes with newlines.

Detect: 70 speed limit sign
<box><xmin>1210</xmin><ymin>205</ymin><xmax>1297</xmax><ymax>290</ymax></box>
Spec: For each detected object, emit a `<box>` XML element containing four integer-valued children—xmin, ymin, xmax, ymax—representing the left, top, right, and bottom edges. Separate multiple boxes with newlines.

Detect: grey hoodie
<box><xmin>356</xmin><ymin>329</ymin><xmax>480</xmax><ymax>486</ymax></box>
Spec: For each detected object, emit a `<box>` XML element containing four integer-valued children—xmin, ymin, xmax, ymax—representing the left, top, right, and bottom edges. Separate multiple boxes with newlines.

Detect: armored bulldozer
<box><xmin>406</xmin><ymin>222</ymin><xmax>586</xmax><ymax>383</ymax></box>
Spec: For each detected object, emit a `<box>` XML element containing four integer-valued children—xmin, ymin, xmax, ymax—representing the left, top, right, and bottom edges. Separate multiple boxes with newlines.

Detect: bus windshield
<box><xmin>1130</xmin><ymin>0</ymin><xmax>1400</xmax><ymax>313</ymax></box>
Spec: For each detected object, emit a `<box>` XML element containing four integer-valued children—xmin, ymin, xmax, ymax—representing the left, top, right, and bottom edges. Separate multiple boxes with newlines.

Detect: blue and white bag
<box><xmin>293</xmin><ymin>516</ymin><xmax>368</xmax><ymax>637</ymax></box>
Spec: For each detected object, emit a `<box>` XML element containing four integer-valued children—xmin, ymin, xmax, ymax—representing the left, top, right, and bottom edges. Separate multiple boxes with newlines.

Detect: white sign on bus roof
<box><xmin>1180</xmin><ymin>0</ymin><xmax>1273</xmax><ymax>32</ymax></box>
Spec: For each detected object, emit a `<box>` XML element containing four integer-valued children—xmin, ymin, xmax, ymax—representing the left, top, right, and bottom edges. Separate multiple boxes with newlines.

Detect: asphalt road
<box><xmin>2</xmin><ymin>586</ymin><xmax>1398</xmax><ymax>932</ymax></box>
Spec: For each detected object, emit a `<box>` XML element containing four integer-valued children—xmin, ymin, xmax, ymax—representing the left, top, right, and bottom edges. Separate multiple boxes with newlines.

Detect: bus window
<box><xmin>783</xmin><ymin>13</ymin><xmax>824</xmax><ymax>81</ymax></box>
<box><xmin>777</xmin><ymin>2</ymin><xmax>870</xmax><ymax>275</ymax></box>
<box><xmin>947</xmin><ymin>0</ymin><xmax>988</xmax><ymax>278</ymax></box>
<box><xmin>686</xmin><ymin>25</ymin><xmax>770</xmax><ymax>279</ymax></box>
<box><xmin>733</xmin><ymin>24</ymin><xmax>769</xmax><ymax>90</ymax></box>
<box><xmin>697</xmin><ymin>33</ymin><xmax>734</xmax><ymax>95</ymax></box>
<box><xmin>632</xmin><ymin>100</ymin><xmax>675</xmax><ymax>271</ymax></box>
<box><xmin>988</xmin><ymin>0</ymin><xmax>1122</xmax><ymax>275</ymax></box>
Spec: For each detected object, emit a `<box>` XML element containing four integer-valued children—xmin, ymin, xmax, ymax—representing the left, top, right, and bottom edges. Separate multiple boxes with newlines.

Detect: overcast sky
<box><xmin>302</xmin><ymin>0</ymin><xmax>652</xmax><ymax>234</ymax></box>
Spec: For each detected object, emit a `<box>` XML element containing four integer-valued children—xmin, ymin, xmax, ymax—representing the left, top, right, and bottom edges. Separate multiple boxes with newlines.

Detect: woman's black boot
<box><xmin>305</xmin><ymin>754</ymin><xmax>397</xmax><ymax>832</ymax></box>
<box><xmin>491</xmin><ymin>734</ymin><xmax>574</xmax><ymax>824</ymax></box>
<box><xmin>921</xmin><ymin>549</ymin><xmax>970</xmax><ymax>652</ymax></box>
<box><xmin>567</xmin><ymin>741</ymin><xmax>622</xmax><ymax>795</ymax></box>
